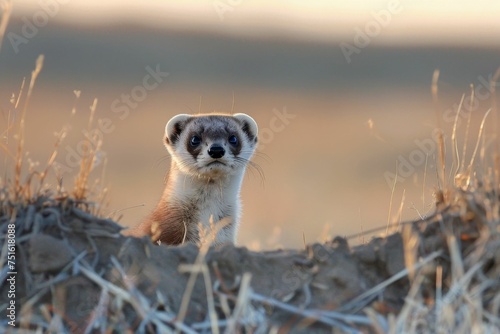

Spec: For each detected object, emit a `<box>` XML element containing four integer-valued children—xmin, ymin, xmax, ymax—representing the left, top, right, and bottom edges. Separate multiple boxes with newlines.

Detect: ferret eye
<box><xmin>228</xmin><ymin>135</ymin><xmax>238</xmax><ymax>146</ymax></box>
<box><xmin>190</xmin><ymin>135</ymin><xmax>201</xmax><ymax>147</ymax></box>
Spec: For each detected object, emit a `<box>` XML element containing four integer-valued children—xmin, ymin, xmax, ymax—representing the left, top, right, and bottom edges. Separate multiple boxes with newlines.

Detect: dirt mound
<box><xmin>1</xmin><ymin>190</ymin><xmax>499</xmax><ymax>333</ymax></box>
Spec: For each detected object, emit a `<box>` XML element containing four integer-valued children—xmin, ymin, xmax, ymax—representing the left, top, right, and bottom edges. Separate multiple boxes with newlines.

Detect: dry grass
<box><xmin>1</xmin><ymin>2</ymin><xmax>106</xmax><ymax>208</ymax></box>
<box><xmin>393</xmin><ymin>201</ymin><xmax>499</xmax><ymax>332</ymax></box>
<box><xmin>1</xmin><ymin>67</ymin><xmax>107</xmax><ymax>219</ymax></box>
<box><xmin>1</xmin><ymin>55</ymin><xmax>46</xmax><ymax>202</ymax></box>
<box><xmin>390</xmin><ymin>70</ymin><xmax>500</xmax><ymax>333</ymax></box>
<box><xmin>0</xmin><ymin>0</ymin><xmax>12</xmax><ymax>53</ymax></box>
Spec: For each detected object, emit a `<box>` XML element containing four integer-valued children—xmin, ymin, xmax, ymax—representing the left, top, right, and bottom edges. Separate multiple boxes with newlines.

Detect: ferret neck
<box><xmin>166</xmin><ymin>164</ymin><xmax>244</xmax><ymax>199</ymax></box>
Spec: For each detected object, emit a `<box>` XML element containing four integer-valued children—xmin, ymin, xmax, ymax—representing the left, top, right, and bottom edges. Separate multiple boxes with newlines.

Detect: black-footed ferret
<box><xmin>137</xmin><ymin>113</ymin><xmax>258</xmax><ymax>246</ymax></box>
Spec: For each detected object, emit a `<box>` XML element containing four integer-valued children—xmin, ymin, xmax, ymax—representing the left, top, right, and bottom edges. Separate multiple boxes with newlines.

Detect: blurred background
<box><xmin>1</xmin><ymin>0</ymin><xmax>499</xmax><ymax>249</ymax></box>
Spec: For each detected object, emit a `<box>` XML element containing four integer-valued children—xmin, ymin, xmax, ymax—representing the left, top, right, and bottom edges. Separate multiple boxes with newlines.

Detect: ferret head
<box><xmin>164</xmin><ymin>113</ymin><xmax>258</xmax><ymax>178</ymax></box>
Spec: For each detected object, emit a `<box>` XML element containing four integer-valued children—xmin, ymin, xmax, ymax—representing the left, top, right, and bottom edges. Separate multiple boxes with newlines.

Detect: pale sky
<box><xmin>9</xmin><ymin>0</ymin><xmax>500</xmax><ymax>46</ymax></box>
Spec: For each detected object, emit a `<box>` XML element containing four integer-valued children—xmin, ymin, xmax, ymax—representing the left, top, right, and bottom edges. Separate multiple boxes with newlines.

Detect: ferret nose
<box><xmin>208</xmin><ymin>144</ymin><xmax>225</xmax><ymax>159</ymax></box>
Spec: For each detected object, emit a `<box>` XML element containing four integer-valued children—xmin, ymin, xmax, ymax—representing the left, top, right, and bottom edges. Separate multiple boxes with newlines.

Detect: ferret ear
<box><xmin>233</xmin><ymin>113</ymin><xmax>258</xmax><ymax>143</ymax></box>
<box><xmin>165</xmin><ymin>114</ymin><xmax>191</xmax><ymax>145</ymax></box>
